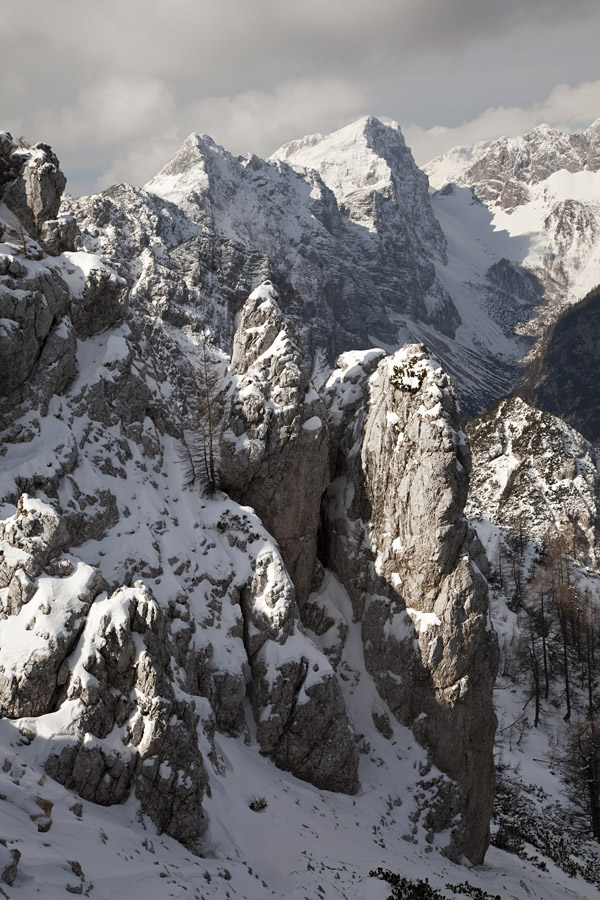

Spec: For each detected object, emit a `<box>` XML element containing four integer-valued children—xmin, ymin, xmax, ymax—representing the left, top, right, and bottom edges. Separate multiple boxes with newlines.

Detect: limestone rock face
<box><xmin>517</xmin><ymin>285</ymin><xmax>600</xmax><ymax>444</ymax></box>
<box><xmin>1</xmin><ymin>137</ymin><xmax>66</xmax><ymax>240</ymax></box>
<box><xmin>0</xmin><ymin>251</ymin><xmax>127</xmax><ymax>429</ymax></box>
<box><xmin>425</xmin><ymin>120</ymin><xmax>600</xmax><ymax>354</ymax></box>
<box><xmin>240</xmin><ymin>543</ymin><xmax>358</xmax><ymax>793</ymax></box>
<box><xmin>66</xmin><ymin>256</ymin><xmax>129</xmax><ymax>339</ymax></box>
<box><xmin>45</xmin><ymin>581</ymin><xmax>208</xmax><ymax>845</ymax></box>
<box><xmin>151</xmin><ymin>504</ymin><xmax>359</xmax><ymax>795</ymax></box>
<box><xmin>0</xmin><ymin>497</ymin><xmax>208</xmax><ymax>845</ymax></box>
<box><xmin>0</xmin><ymin>260</ymin><xmax>73</xmax><ymax>406</ymax></box>
<box><xmin>323</xmin><ymin>344</ymin><xmax>498</xmax><ymax>863</ymax></box>
<box><xmin>468</xmin><ymin>396</ymin><xmax>600</xmax><ymax>567</ymax></box>
<box><xmin>38</xmin><ymin>214</ymin><xmax>79</xmax><ymax>256</ymax></box>
<box><xmin>451</xmin><ymin>123</ymin><xmax>600</xmax><ymax>204</ymax></box>
<box><xmin>0</xmin><ymin>497</ymin><xmax>104</xmax><ymax>719</ymax></box>
<box><xmin>220</xmin><ymin>281</ymin><xmax>329</xmax><ymax>608</ymax></box>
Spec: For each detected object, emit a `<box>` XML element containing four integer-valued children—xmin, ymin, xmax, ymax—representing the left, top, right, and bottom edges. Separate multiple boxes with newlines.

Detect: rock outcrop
<box><xmin>425</xmin><ymin>119</ymin><xmax>600</xmax><ymax>347</ymax></box>
<box><xmin>0</xmin><ymin>130</ymin><xmax>507</xmax><ymax>871</ymax></box>
<box><xmin>45</xmin><ymin>581</ymin><xmax>209</xmax><ymax>845</ymax></box>
<box><xmin>468</xmin><ymin>396</ymin><xmax>600</xmax><ymax>568</ymax></box>
<box><xmin>0</xmin><ymin>496</ymin><xmax>208</xmax><ymax>844</ymax></box>
<box><xmin>0</xmin><ymin>250</ymin><xmax>127</xmax><ymax>431</ymax></box>
<box><xmin>0</xmin><ymin>133</ymin><xmax>76</xmax><ymax>254</ymax></box>
<box><xmin>0</xmin><ymin>496</ymin><xmax>103</xmax><ymax>717</ymax></box>
<box><xmin>322</xmin><ymin>344</ymin><xmax>498</xmax><ymax>863</ymax></box>
<box><xmin>240</xmin><ymin>540</ymin><xmax>358</xmax><ymax>792</ymax></box>
<box><xmin>64</xmin><ymin>117</ymin><xmax>544</xmax><ymax>413</ymax></box>
<box><xmin>220</xmin><ymin>280</ymin><xmax>329</xmax><ymax>607</ymax></box>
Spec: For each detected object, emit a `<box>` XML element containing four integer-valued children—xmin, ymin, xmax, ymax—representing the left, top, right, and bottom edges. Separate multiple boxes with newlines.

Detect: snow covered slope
<box><xmin>3</xmin><ymin>123</ymin><xmax>600</xmax><ymax>900</ymax></box>
<box><xmin>425</xmin><ymin>120</ymin><xmax>600</xmax><ymax>338</ymax></box>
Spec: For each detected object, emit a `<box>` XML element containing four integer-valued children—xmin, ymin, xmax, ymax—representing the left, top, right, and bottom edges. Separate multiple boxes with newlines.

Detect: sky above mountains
<box><xmin>3</xmin><ymin>0</ymin><xmax>600</xmax><ymax>196</ymax></box>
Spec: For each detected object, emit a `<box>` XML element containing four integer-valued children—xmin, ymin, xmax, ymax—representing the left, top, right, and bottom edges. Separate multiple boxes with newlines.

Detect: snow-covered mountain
<box><xmin>62</xmin><ymin>116</ymin><xmax>548</xmax><ymax>414</ymax></box>
<box><xmin>2</xmin><ymin>120</ymin><xmax>600</xmax><ymax>900</ymax></box>
<box><xmin>426</xmin><ymin>120</ymin><xmax>600</xmax><ymax>340</ymax></box>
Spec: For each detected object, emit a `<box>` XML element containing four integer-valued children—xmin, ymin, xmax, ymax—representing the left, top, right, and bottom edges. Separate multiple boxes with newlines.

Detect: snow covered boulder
<box><xmin>0</xmin><ymin>263</ymin><xmax>73</xmax><ymax>403</ymax></box>
<box><xmin>63</xmin><ymin>252</ymin><xmax>129</xmax><ymax>338</ymax></box>
<box><xmin>0</xmin><ymin>495</ymin><xmax>72</xmax><ymax>582</ymax></box>
<box><xmin>0</xmin><ymin>497</ymin><xmax>104</xmax><ymax>717</ymax></box>
<box><xmin>1</xmin><ymin>137</ymin><xmax>66</xmax><ymax>239</ymax></box>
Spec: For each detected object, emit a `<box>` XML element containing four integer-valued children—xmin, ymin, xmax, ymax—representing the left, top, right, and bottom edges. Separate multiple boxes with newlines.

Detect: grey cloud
<box><xmin>2</xmin><ymin>0</ymin><xmax>600</xmax><ymax>194</ymax></box>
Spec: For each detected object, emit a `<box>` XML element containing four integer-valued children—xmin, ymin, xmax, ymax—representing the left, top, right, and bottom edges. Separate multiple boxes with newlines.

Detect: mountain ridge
<box><xmin>2</xmin><ymin>118</ymin><xmax>600</xmax><ymax>899</ymax></box>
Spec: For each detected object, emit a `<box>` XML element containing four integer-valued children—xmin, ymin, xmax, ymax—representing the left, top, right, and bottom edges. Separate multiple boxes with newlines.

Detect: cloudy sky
<box><xmin>3</xmin><ymin>0</ymin><xmax>600</xmax><ymax>196</ymax></box>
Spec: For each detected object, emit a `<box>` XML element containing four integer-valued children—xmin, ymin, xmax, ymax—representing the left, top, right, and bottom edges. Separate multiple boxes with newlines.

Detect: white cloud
<box><xmin>5</xmin><ymin>1</ymin><xmax>600</xmax><ymax>193</ymax></box>
<box><xmin>34</xmin><ymin>76</ymin><xmax>176</xmax><ymax>149</ymax></box>
<box><xmin>405</xmin><ymin>79</ymin><xmax>600</xmax><ymax>165</ymax></box>
<box><xmin>179</xmin><ymin>79</ymin><xmax>367</xmax><ymax>158</ymax></box>
<box><xmin>96</xmin><ymin>133</ymin><xmax>181</xmax><ymax>191</ymax></box>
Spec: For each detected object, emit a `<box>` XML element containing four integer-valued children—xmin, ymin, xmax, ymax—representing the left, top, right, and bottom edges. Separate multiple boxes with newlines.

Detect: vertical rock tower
<box><xmin>323</xmin><ymin>344</ymin><xmax>498</xmax><ymax>863</ymax></box>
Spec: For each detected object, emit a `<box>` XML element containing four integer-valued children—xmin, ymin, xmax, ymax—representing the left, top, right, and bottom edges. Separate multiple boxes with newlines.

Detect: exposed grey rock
<box><xmin>0</xmin><ymin>494</ymin><xmax>70</xmax><ymax>574</ymax></box>
<box><xmin>468</xmin><ymin>396</ymin><xmax>600</xmax><ymax>567</ymax></box>
<box><xmin>68</xmin><ymin>262</ymin><xmax>128</xmax><ymax>339</ymax></box>
<box><xmin>71</xmin><ymin>329</ymin><xmax>148</xmax><ymax>427</ymax></box>
<box><xmin>44</xmin><ymin>581</ymin><xmax>208</xmax><ymax>846</ymax></box>
<box><xmin>221</xmin><ymin>281</ymin><xmax>329</xmax><ymax>608</ymax></box>
<box><xmin>240</xmin><ymin>544</ymin><xmax>359</xmax><ymax>793</ymax></box>
<box><xmin>0</xmin><ymin>494</ymin><xmax>210</xmax><ymax>847</ymax></box>
<box><xmin>0</xmin><ymin>843</ymin><xmax>20</xmax><ymax>885</ymax></box>
<box><xmin>0</xmin><ymin>264</ymin><xmax>72</xmax><ymax>404</ymax></box>
<box><xmin>0</xmin><ymin>500</ymin><xmax>104</xmax><ymax>718</ymax></box>
<box><xmin>63</xmin><ymin>118</ymin><xmax>531</xmax><ymax>414</ymax></box>
<box><xmin>449</xmin><ymin>123</ymin><xmax>600</xmax><ymax>206</ymax></box>
<box><xmin>322</xmin><ymin>344</ymin><xmax>498</xmax><ymax>863</ymax></box>
<box><xmin>0</xmin><ymin>128</ymin><xmax>516</xmax><ymax>866</ymax></box>
<box><xmin>425</xmin><ymin>119</ymin><xmax>600</xmax><ymax>354</ymax></box>
<box><xmin>0</xmin><ymin>251</ymin><xmax>127</xmax><ymax>432</ymax></box>
<box><xmin>251</xmin><ymin>645</ymin><xmax>358</xmax><ymax>793</ymax></box>
<box><xmin>39</xmin><ymin>214</ymin><xmax>79</xmax><ymax>256</ymax></box>
<box><xmin>517</xmin><ymin>285</ymin><xmax>600</xmax><ymax>444</ymax></box>
<box><xmin>2</xmin><ymin>139</ymin><xmax>66</xmax><ymax>239</ymax></box>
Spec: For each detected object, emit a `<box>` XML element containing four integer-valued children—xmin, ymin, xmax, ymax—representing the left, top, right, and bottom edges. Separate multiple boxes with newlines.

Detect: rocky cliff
<box><xmin>318</xmin><ymin>344</ymin><xmax>498</xmax><ymax>862</ymax></box>
<box><xmin>468</xmin><ymin>395</ymin><xmax>600</xmax><ymax>568</ymax></box>
<box><xmin>0</xmin><ymin>129</ymin><xmax>503</xmax><ymax>872</ymax></box>
<box><xmin>0</xmin><ymin>142</ymin><xmax>362</xmax><ymax>845</ymax></box>
<box><xmin>61</xmin><ymin>117</ymin><xmax>546</xmax><ymax>413</ymax></box>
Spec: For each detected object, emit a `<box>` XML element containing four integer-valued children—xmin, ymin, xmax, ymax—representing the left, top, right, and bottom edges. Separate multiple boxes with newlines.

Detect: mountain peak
<box><xmin>270</xmin><ymin>115</ymin><xmax>420</xmax><ymax>222</ymax></box>
<box><xmin>272</xmin><ymin>115</ymin><xmax>405</xmax><ymax>167</ymax></box>
<box><xmin>143</xmin><ymin>131</ymin><xmax>233</xmax><ymax>212</ymax></box>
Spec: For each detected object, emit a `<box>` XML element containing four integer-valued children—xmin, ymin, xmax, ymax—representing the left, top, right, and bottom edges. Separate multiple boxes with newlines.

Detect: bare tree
<box><xmin>178</xmin><ymin>332</ymin><xmax>223</xmax><ymax>494</ymax></box>
<box><xmin>561</xmin><ymin>714</ymin><xmax>600</xmax><ymax>841</ymax></box>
